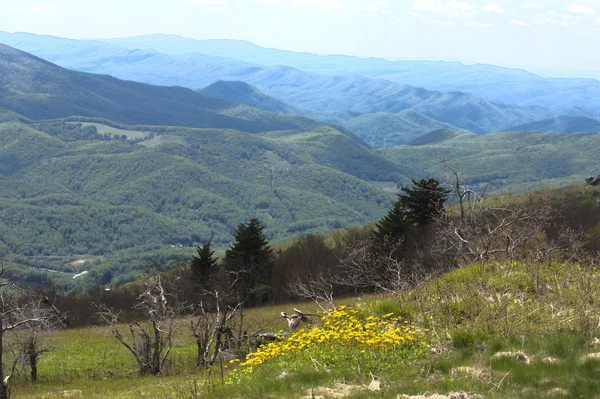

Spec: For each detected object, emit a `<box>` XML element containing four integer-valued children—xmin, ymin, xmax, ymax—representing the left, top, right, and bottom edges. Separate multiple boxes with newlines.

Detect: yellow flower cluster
<box><xmin>238</xmin><ymin>306</ymin><xmax>426</xmax><ymax>373</ymax></box>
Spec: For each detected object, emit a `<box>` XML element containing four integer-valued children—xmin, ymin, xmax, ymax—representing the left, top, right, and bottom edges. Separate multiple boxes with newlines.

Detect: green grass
<box><xmin>7</xmin><ymin>261</ymin><xmax>600</xmax><ymax>398</ymax></box>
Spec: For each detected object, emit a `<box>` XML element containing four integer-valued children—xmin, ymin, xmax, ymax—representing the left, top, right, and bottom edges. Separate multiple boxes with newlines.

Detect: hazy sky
<box><xmin>2</xmin><ymin>0</ymin><xmax>600</xmax><ymax>72</ymax></box>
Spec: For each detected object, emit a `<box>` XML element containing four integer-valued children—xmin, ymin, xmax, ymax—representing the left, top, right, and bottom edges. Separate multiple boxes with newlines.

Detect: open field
<box><xmin>8</xmin><ymin>259</ymin><xmax>600</xmax><ymax>398</ymax></box>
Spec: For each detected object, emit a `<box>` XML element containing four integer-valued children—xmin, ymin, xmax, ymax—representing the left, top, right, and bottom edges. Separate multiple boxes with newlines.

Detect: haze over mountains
<box><xmin>3</xmin><ymin>31</ymin><xmax>600</xmax><ymax>148</ymax></box>
<box><xmin>101</xmin><ymin>33</ymin><xmax>600</xmax><ymax>110</ymax></box>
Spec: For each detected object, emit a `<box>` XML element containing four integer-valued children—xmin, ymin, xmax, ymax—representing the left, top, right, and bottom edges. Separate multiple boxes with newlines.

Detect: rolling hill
<box><xmin>506</xmin><ymin>115</ymin><xmax>600</xmax><ymax>134</ymax></box>
<box><xmin>377</xmin><ymin>131</ymin><xmax>600</xmax><ymax>193</ymax></box>
<box><xmin>0</xmin><ymin>43</ymin><xmax>320</xmax><ymax>133</ymax></box>
<box><xmin>0</xmin><ymin>116</ymin><xmax>407</xmax><ymax>287</ymax></box>
<box><xmin>408</xmin><ymin>129</ymin><xmax>472</xmax><ymax>146</ymax></box>
<box><xmin>341</xmin><ymin>111</ymin><xmax>462</xmax><ymax>147</ymax></box>
<box><xmin>199</xmin><ymin>80</ymin><xmax>297</xmax><ymax>115</ymax></box>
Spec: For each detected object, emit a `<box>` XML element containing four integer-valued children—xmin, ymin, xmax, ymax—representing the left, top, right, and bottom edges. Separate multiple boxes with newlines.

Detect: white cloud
<box><xmin>351</xmin><ymin>2</ymin><xmax>387</xmax><ymax>14</ymax></box>
<box><xmin>291</xmin><ymin>0</ymin><xmax>346</xmax><ymax>9</ymax></box>
<box><xmin>7</xmin><ymin>4</ymin><xmax>52</xmax><ymax>13</ymax></box>
<box><xmin>568</xmin><ymin>4</ymin><xmax>597</xmax><ymax>14</ymax></box>
<box><xmin>427</xmin><ymin>19</ymin><xmax>456</xmax><ymax>25</ymax></box>
<box><xmin>465</xmin><ymin>21</ymin><xmax>495</xmax><ymax>28</ymax></box>
<box><xmin>248</xmin><ymin>0</ymin><xmax>279</xmax><ymax>5</ymax></box>
<box><xmin>184</xmin><ymin>0</ymin><xmax>231</xmax><ymax>6</ymax></box>
<box><xmin>483</xmin><ymin>3</ymin><xmax>504</xmax><ymax>14</ymax></box>
<box><xmin>535</xmin><ymin>11</ymin><xmax>580</xmax><ymax>27</ymax></box>
<box><xmin>509</xmin><ymin>19</ymin><xmax>528</xmax><ymax>26</ymax></box>
<box><xmin>521</xmin><ymin>2</ymin><xmax>544</xmax><ymax>10</ymax></box>
<box><xmin>412</xmin><ymin>0</ymin><xmax>477</xmax><ymax>17</ymax></box>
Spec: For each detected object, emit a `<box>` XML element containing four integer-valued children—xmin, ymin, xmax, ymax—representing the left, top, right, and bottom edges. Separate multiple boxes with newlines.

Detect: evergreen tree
<box><xmin>374</xmin><ymin>178</ymin><xmax>449</xmax><ymax>241</ymax></box>
<box><xmin>190</xmin><ymin>241</ymin><xmax>218</xmax><ymax>286</ymax></box>
<box><xmin>223</xmin><ymin>218</ymin><xmax>273</xmax><ymax>305</ymax></box>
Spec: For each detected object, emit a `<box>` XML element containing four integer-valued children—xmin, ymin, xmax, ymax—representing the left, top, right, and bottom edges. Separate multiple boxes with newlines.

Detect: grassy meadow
<box><xmin>8</xmin><ymin>258</ymin><xmax>600</xmax><ymax>398</ymax></box>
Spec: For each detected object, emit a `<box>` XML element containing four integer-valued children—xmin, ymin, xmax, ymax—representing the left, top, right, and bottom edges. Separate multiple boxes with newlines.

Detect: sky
<box><xmin>2</xmin><ymin>0</ymin><xmax>600</xmax><ymax>74</ymax></box>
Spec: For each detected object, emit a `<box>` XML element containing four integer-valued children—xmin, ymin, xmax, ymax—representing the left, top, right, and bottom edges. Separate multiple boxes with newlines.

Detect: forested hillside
<box><xmin>378</xmin><ymin>131</ymin><xmax>600</xmax><ymax>193</ymax></box>
<box><xmin>0</xmin><ymin>115</ymin><xmax>406</xmax><ymax>288</ymax></box>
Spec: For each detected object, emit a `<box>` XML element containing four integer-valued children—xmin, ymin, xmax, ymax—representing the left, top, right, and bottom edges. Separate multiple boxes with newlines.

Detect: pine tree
<box><xmin>374</xmin><ymin>178</ymin><xmax>449</xmax><ymax>241</ymax></box>
<box><xmin>223</xmin><ymin>218</ymin><xmax>273</xmax><ymax>304</ymax></box>
<box><xmin>190</xmin><ymin>241</ymin><xmax>218</xmax><ymax>286</ymax></box>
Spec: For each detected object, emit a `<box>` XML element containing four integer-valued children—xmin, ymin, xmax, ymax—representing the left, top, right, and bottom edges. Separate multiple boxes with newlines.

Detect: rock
<box><xmin>277</xmin><ymin>371</ymin><xmax>290</xmax><ymax>379</ymax></box>
<box><xmin>581</xmin><ymin>352</ymin><xmax>600</xmax><ymax>362</ymax></box>
<box><xmin>548</xmin><ymin>388</ymin><xmax>569</xmax><ymax>397</ymax></box>
<box><xmin>491</xmin><ymin>351</ymin><xmax>530</xmax><ymax>364</ymax></box>
<box><xmin>367</xmin><ymin>378</ymin><xmax>382</xmax><ymax>392</ymax></box>
<box><xmin>452</xmin><ymin>366</ymin><xmax>491</xmax><ymax>380</ymax></box>
<box><xmin>541</xmin><ymin>357</ymin><xmax>560</xmax><ymax>364</ymax></box>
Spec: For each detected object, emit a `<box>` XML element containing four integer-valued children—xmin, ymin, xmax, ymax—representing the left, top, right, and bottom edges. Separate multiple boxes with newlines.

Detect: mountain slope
<box><xmin>506</xmin><ymin>115</ymin><xmax>600</xmax><ymax>133</ymax></box>
<box><xmin>342</xmin><ymin>111</ymin><xmax>462</xmax><ymax>147</ymax></box>
<box><xmin>0</xmin><ymin>32</ymin><xmax>558</xmax><ymax>142</ymax></box>
<box><xmin>0</xmin><ymin>44</ymin><xmax>320</xmax><ymax>133</ymax></box>
<box><xmin>199</xmin><ymin>80</ymin><xmax>297</xmax><ymax>114</ymax></box>
<box><xmin>0</xmin><ymin>118</ymin><xmax>406</xmax><ymax>286</ymax></box>
<box><xmin>377</xmin><ymin>131</ymin><xmax>600</xmax><ymax>193</ymax></box>
<box><xmin>408</xmin><ymin>129</ymin><xmax>472</xmax><ymax>146</ymax></box>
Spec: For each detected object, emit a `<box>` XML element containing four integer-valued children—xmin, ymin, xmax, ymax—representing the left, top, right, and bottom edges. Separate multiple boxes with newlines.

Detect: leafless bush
<box><xmin>8</xmin><ymin>295</ymin><xmax>66</xmax><ymax>382</ymax></box>
<box><xmin>287</xmin><ymin>271</ymin><xmax>336</xmax><ymax>313</ymax></box>
<box><xmin>190</xmin><ymin>292</ymin><xmax>244</xmax><ymax>369</ymax></box>
<box><xmin>0</xmin><ymin>263</ymin><xmax>64</xmax><ymax>399</ymax></box>
<box><xmin>98</xmin><ymin>275</ymin><xmax>178</xmax><ymax>375</ymax></box>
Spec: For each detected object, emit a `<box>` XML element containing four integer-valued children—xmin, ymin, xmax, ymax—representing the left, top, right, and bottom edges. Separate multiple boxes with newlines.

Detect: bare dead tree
<box><xmin>190</xmin><ymin>291</ymin><xmax>244</xmax><ymax>368</ymax></box>
<box><xmin>434</xmin><ymin>161</ymin><xmax>579</xmax><ymax>264</ymax></box>
<box><xmin>441</xmin><ymin>157</ymin><xmax>488</xmax><ymax>223</ymax></box>
<box><xmin>9</xmin><ymin>295</ymin><xmax>66</xmax><ymax>382</ymax></box>
<box><xmin>335</xmin><ymin>236</ymin><xmax>412</xmax><ymax>293</ymax></box>
<box><xmin>0</xmin><ymin>264</ymin><xmax>59</xmax><ymax>399</ymax></box>
<box><xmin>287</xmin><ymin>271</ymin><xmax>336</xmax><ymax>313</ymax></box>
<box><xmin>98</xmin><ymin>275</ymin><xmax>177</xmax><ymax>375</ymax></box>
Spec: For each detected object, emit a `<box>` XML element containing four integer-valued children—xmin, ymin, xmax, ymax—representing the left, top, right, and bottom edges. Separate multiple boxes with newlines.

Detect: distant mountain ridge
<box><xmin>0</xmin><ymin>30</ymin><xmax>576</xmax><ymax>147</ymax></box>
<box><xmin>0</xmin><ymin>43</ymin><xmax>322</xmax><ymax>133</ymax></box>
<box><xmin>99</xmin><ymin>33</ymin><xmax>600</xmax><ymax>109</ymax></box>
<box><xmin>3</xmin><ymin>31</ymin><xmax>600</xmax><ymax>147</ymax></box>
